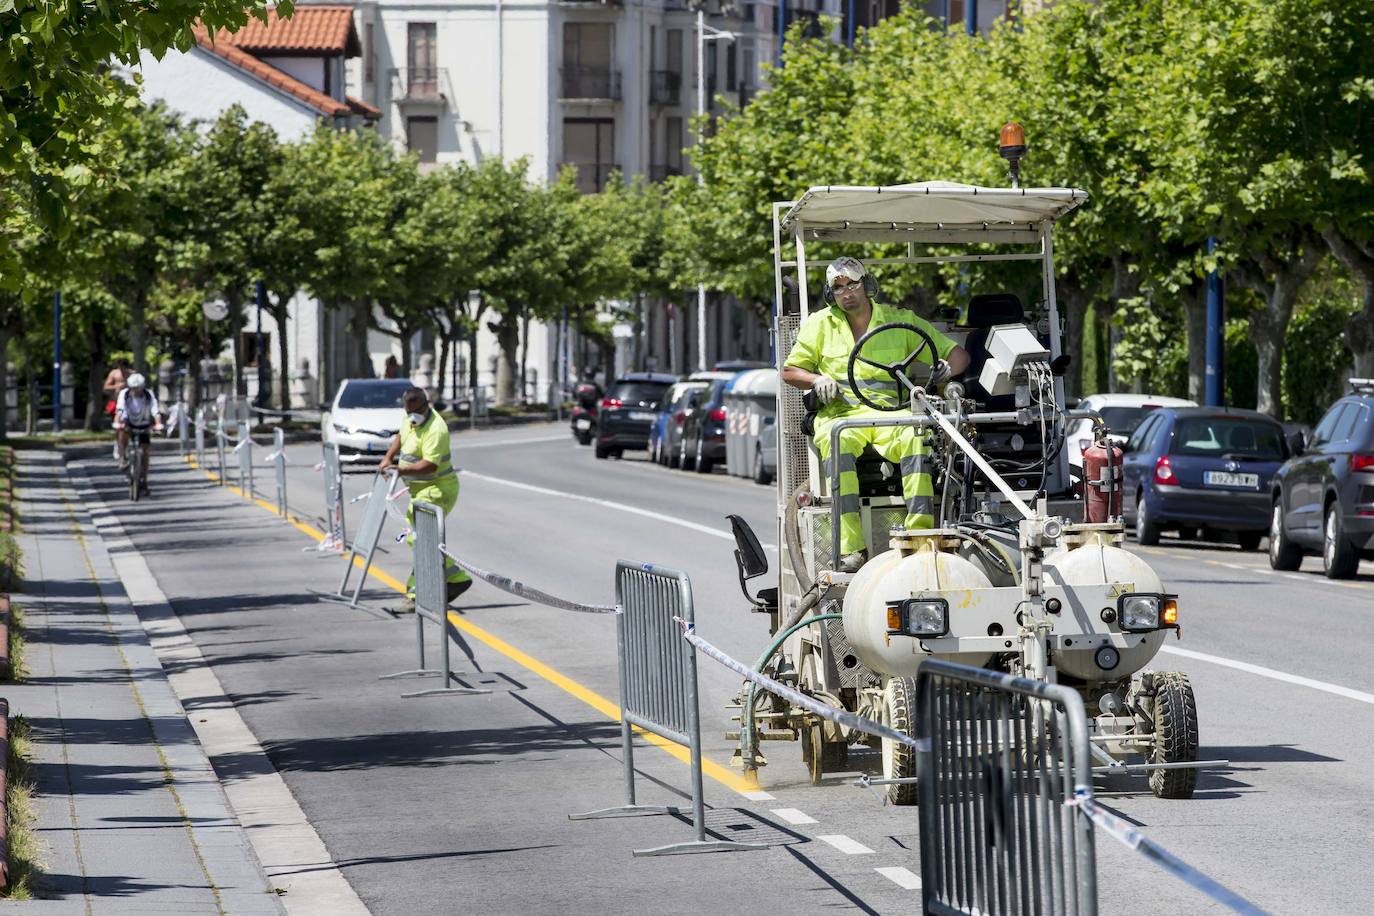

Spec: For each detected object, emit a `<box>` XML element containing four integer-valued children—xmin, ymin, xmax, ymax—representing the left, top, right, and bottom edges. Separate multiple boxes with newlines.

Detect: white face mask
<box><xmin>407</xmin><ymin>410</ymin><xmax>427</xmax><ymax>426</ymax></box>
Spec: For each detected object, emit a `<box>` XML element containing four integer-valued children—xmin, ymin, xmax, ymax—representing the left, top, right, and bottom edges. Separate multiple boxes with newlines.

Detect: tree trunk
<box><xmin>227</xmin><ymin>285</ymin><xmax>246</xmax><ymax>397</ymax></box>
<box><xmin>1183</xmin><ymin>283</ymin><xmax>1208</xmax><ymax>404</ymax></box>
<box><xmin>1107</xmin><ymin>256</ymin><xmax>1140</xmax><ymax>394</ymax></box>
<box><xmin>398</xmin><ymin>324</ymin><xmax>414</xmax><ymax>378</ymax></box>
<box><xmin>131</xmin><ymin>288</ymin><xmax>149</xmax><ymax>374</ymax></box>
<box><xmin>437</xmin><ymin>328</ymin><xmax>450</xmax><ymax>400</ymax></box>
<box><xmin>186</xmin><ymin>331</ymin><xmax>203</xmax><ymax>411</ymax></box>
<box><xmin>1059</xmin><ymin>285</ymin><xmax>1088</xmax><ymax>400</ymax></box>
<box><xmin>0</xmin><ymin>320</ymin><xmax>9</xmax><ymax>442</ymax></box>
<box><xmin>493</xmin><ymin>314</ymin><xmax>520</xmax><ymax>405</ymax></box>
<box><xmin>83</xmin><ymin>320</ymin><xmax>105</xmax><ymax>432</ymax></box>
<box><xmin>1322</xmin><ymin>229</ymin><xmax>1374</xmax><ymax>378</ymax></box>
<box><xmin>519</xmin><ymin>313</ymin><xmax>531</xmax><ymax>403</ymax></box>
<box><xmin>1234</xmin><ymin>237</ymin><xmax>1324</xmax><ymax>418</ymax></box>
<box><xmin>269</xmin><ymin>295</ymin><xmax>293</xmax><ymax>410</ymax></box>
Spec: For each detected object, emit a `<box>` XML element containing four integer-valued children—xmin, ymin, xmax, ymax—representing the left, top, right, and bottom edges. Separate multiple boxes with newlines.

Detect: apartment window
<box><xmin>364</xmin><ymin>22</ymin><xmax>374</xmax><ymax>83</ymax></box>
<box><xmin>726</xmin><ymin>43</ymin><xmax>737</xmax><ymax>91</ymax></box>
<box><xmin>666</xmin><ymin>29</ymin><xmax>684</xmax><ymax>76</ymax></box>
<box><xmin>408</xmin><ymin>22</ymin><xmax>437</xmax><ymax>95</ymax></box>
<box><xmin>564</xmin><ymin>22</ymin><xmax>614</xmax><ymax>69</ymax></box>
<box><xmin>407</xmin><ymin>116</ymin><xmax>438</xmax><ymax>163</ymax></box>
<box><xmin>563</xmin><ymin>118</ymin><xmax>615</xmax><ymax>194</ymax></box>
<box><xmin>666</xmin><ymin>117</ymin><xmax>683</xmax><ymax>170</ymax></box>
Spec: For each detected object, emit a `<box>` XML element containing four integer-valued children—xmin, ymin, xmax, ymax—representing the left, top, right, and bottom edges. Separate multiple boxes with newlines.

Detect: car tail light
<box><xmin>1351</xmin><ymin>454</ymin><xmax>1374</xmax><ymax>473</ymax></box>
<box><xmin>1153</xmin><ymin>456</ymin><xmax>1176</xmax><ymax>485</ymax></box>
<box><xmin>601</xmin><ymin>398</ymin><xmax>622</xmax><ymax>409</ymax></box>
<box><xmin>709</xmin><ymin>407</ymin><xmax>727</xmax><ymax>422</ymax></box>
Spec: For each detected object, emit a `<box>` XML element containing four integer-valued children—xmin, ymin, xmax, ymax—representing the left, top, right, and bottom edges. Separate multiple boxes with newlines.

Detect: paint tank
<box><xmin>1042</xmin><ymin>540</ymin><xmax>1166</xmax><ymax>681</ymax></box>
<box><xmin>843</xmin><ymin>545</ymin><xmax>994</xmax><ymax>678</ymax></box>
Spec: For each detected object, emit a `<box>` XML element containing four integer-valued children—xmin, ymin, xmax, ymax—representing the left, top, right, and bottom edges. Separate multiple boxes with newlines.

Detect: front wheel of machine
<box><xmin>801</xmin><ymin>722</ymin><xmax>825</xmax><ymax>786</ymax></box>
<box><xmin>881</xmin><ymin>677</ymin><xmax>919</xmax><ymax>806</ymax></box>
<box><xmin>1149</xmin><ymin>672</ymin><xmax>1199</xmax><ymax>799</ymax></box>
<box><xmin>1135</xmin><ymin>494</ymin><xmax>1160</xmax><ymax>546</ymax></box>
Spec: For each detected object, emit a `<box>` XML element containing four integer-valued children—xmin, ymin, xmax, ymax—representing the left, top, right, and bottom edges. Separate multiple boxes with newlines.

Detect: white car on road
<box><xmin>1067</xmin><ymin>392</ymin><xmax>1196</xmax><ymax>479</ymax></box>
<box><xmin>322</xmin><ymin>379</ymin><xmax>414</xmax><ymax>460</ymax></box>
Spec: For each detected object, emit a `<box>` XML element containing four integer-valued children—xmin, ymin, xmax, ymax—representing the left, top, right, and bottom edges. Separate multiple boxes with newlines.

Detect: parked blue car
<box><xmin>1121</xmin><ymin>407</ymin><xmax>1291</xmax><ymax>550</ymax></box>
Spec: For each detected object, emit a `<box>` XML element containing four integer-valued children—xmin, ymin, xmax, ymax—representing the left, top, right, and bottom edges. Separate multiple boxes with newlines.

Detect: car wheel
<box><xmin>695</xmin><ymin>439</ymin><xmax>713</xmax><ymax>474</ymax></box>
<box><xmin>577</xmin><ymin>430</ymin><xmax>592</xmax><ymax>446</ymax></box>
<box><xmin>594</xmin><ymin>442</ymin><xmax>609</xmax><ymax>460</ymax></box>
<box><xmin>613</xmin><ymin>448</ymin><xmax>624</xmax><ymax>459</ymax></box>
<box><xmin>680</xmin><ymin>438</ymin><xmax>696</xmax><ymax>471</ymax></box>
<box><xmin>667</xmin><ymin>441</ymin><xmax>681</xmax><ymax>469</ymax></box>
<box><xmin>1236</xmin><ymin>530</ymin><xmax>1263</xmax><ymax>551</ymax></box>
<box><xmin>753</xmin><ymin>449</ymin><xmax>773</xmax><ymax>486</ymax></box>
<box><xmin>1177</xmin><ymin>525</ymin><xmax>1199</xmax><ymax>542</ymax></box>
<box><xmin>1135</xmin><ymin>493</ymin><xmax>1160</xmax><ymax>546</ymax></box>
<box><xmin>1268</xmin><ymin>499</ymin><xmax>1303</xmax><ymax>570</ymax></box>
<box><xmin>1323</xmin><ymin>502</ymin><xmax>1360</xmax><ymax>579</ymax></box>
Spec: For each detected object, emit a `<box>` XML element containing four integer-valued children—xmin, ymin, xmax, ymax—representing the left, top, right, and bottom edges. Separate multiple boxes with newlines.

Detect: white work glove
<box><xmin>929</xmin><ymin>359</ymin><xmax>953</xmax><ymax>388</ymax></box>
<box><xmin>812</xmin><ymin>376</ymin><xmax>840</xmax><ymax>405</ymax></box>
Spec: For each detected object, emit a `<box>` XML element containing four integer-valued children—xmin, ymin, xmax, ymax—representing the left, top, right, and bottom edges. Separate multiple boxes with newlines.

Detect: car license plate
<box><xmin>1203</xmin><ymin>471</ymin><xmax>1258</xmax><ymax>488</ymax></box>
<box><xmin>575</xmin><ymin>418</ymin><xmax>591</xmax><ymax>430</ymax></box>
<box><xmin>630</xmin><ymin>411</ymin><xmax>655</xmax><ymax>421</ymax></box>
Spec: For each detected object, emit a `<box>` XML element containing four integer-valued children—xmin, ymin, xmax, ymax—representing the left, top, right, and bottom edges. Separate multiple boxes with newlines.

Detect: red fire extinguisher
<box><xmin>1083</xmin><ymin>440</ymin><xmax>1123</xmax><ymax>523</ymax></box>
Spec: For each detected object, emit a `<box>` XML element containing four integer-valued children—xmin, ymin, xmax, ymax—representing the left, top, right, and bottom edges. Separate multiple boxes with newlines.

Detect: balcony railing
<box><xmin>649</xmin><ymin>164</ymin><xmax>683</xmax><ymax>183</ymax></box>
<box><xmin>650</xmin><ymin>70</ymin><xmax>682</xmax><ymax>106</ymax></box>
<box><xmin>389</xmin><ymin>67</ymin><xmax>451</xmax><ymax>106</ymax></box>
<box><xmin>564</xmin><ymin>162</ymin><xmax>621</xmax><ymax>194</ymax></box>
<box><xmin>560</xmin><ymin>67</ymin><xmax>622</xmax><ymax>101</ymax></box>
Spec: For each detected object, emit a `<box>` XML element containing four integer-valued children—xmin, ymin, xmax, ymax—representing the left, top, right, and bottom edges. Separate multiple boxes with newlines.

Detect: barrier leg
<box><xmin>396</xmin><ymin>611</ymin><xmax>490</xmax><ymax>698</ymax></box>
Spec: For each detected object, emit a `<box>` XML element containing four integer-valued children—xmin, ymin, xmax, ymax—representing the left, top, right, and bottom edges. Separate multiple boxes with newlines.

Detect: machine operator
<box><xmin>380</xmin><ymin>387</ymin><xmax>473</xmax><ymax>612</ymax></box>
<box><xmin>782</xmin><ymin>256</ymin><xmax>970</xmax><ymax>573</ymax></box>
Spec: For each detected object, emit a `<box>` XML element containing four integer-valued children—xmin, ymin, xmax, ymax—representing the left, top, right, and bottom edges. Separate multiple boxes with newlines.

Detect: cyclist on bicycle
<box><xmin>115</xmin><ymin>373</ymin><xmax>162</xmax><ymax>494</ymax></box>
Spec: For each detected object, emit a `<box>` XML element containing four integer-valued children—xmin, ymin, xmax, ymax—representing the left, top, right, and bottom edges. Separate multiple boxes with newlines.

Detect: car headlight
<box><xmin>1117</xmin><ymin>593</ymin><xmax>1179</xmax><ymax>632</ymax></box>
<box><xmin>332</xmin><ymin>423</ymin><xmax>352</xmax><ymax>434</ymax></box>
<box><xmin>886</xmin><ymin>597</ymin><xmax>949</xmax><ymax>638</ymax></box>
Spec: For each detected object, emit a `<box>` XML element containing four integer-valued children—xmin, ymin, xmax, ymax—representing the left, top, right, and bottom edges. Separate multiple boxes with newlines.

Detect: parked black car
<box><xmin>680</xmin><ymin>377</ymin><xmax>733</xmax><ymax>473</ymax></box>
<box><xmin>595</xmin><ymin>373</ymin><xmax>677</xmax><ymax>460</ymax></box>
<box><xmin>1120</xmin><ymin>407</ymin><xmax>1290</xmax><ymax>549</ymax></box>
<box><xmin>1269</xmin><ymin>382</ymin><xmax>1374</xmax><ymax>578</ymax></box>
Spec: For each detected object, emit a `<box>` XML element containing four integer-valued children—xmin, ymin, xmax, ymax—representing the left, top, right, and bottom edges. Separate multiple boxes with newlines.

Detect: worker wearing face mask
<box><xmin>380</xmin><ymin>387</ymin><xmax>472</xmax><ymax>611</ymax></box>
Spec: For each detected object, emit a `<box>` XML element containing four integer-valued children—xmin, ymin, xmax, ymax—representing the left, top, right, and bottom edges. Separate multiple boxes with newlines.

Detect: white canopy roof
<box><xmin>779</xmin><ymin>182</ymin><xmax>1088</xmax><ymax>243</ymax></box>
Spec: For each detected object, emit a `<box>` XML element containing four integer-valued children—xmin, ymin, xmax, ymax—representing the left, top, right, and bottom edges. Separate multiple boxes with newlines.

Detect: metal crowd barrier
<box><xmin>215</xmin><ymin>414</ymin><xmax>228</xmax><ymax>487</ymax></box>
<box><xmin>313</xmin><ymin>470</ymin><xmax>397</xmax><ymax>609</ymax></box>
<box><xmin>177</xmin><ymin>401</ymin><xmax>189</xmax><ymax>455</ymax></box>
<box><xmin>194</xmin><ymin>407</ymin><xmax>206</xmax><ymax>468</ymax></box>
<box><xmin>570</xmin><ymin>562</ymin><xmax>765</xmax><ymax>857</ymax></box>
<box><xmin>270</xmin><ymin>427</ymin><xmax>287</xmax><ymax>517</ymax></box>
<box><xmin>380</xmin><ymin>500</ymin><xmax>489</xmax><ymax>698</ymax></box>
<box><xmin>914</xmin><ymin>661</ymin><xmax>1096</xmax><ymax>916</ymax></box>
<box><xmin>236</xmin><ymin>432</ymin><xmax>254</xmax><ymax>497</ymax></box>
<box><xmin>318</xmin><ymin>443</ymin><xmax>346</xmax><ymax>554</ymax></box>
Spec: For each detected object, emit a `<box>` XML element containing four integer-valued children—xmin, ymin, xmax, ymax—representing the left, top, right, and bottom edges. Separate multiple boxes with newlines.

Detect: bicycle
<box><xmin>126</xmin><ymin>427</ymin><xmax>152</xmax><ymax>501</ymax></box>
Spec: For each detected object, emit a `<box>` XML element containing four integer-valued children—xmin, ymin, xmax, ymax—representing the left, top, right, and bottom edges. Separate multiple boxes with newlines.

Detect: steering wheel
<box><xmin>846</xmin><ymin>322</ymin><xmax>941</xmax><ymax>412</ymax></box>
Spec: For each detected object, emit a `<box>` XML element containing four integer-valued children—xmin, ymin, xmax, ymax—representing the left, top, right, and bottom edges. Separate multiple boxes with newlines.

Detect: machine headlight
<box><xmin>886</xmin><ymin>598</ymin><xmax>949</xmax><ymax>638</ymax></box>
<box><xmin>1117</xmin><ymin>593</ymin><xmax>1179</xmax><ymax>632</ymax></box>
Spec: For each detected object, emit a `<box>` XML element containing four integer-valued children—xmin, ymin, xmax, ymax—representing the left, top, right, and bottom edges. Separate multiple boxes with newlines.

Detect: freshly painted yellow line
<box><xmin>180</xmin><ymin>453</ymin><xmax>762</xmax><ymax>795</ymax></box>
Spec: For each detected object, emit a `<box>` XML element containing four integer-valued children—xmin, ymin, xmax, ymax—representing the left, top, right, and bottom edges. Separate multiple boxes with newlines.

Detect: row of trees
<box><xmin>679</xmin><ymin>0</ymin><xmax>1373</xmax><ymax>419</ymax></box>
<box><xmin>3</xmin><ymin>103</ymin><xmax>692</xmax><ymax>423</ymax></box>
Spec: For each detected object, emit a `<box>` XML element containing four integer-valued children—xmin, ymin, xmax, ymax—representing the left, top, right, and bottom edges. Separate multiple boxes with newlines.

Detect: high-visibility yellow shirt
<box><xmin>398</xmin><ymin>409</ymin><xmax>454</xmax><ymax>489</ymax></box>
<box><xmin>785</xmin><ymin>302</ymin><xmax>957</xmax><ymax>418</ymax></box>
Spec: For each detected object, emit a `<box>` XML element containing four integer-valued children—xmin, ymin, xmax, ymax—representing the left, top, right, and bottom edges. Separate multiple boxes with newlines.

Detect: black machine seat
<box><xmin>960</xmin><ymin>293</ymin><xmax>1026</xmax><ymax>408</ymax></box>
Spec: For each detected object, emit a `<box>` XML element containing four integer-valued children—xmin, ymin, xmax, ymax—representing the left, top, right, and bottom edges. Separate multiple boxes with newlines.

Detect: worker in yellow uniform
<box><xmin>782</xmin><ymin>257</ymin><xmax>971</xmax><ymax>573</ymax></box>
<box><xmin>380</xmin><ymin>387</ymin><xmax>472</xmax><ymax>610</ymax></box>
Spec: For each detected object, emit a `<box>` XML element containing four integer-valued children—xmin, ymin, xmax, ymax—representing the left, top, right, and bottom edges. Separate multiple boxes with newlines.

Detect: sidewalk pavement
<box><xmin>4</xmin><ymin>450</ymin><xmax>283</xmax><ymax>914</ymax></box>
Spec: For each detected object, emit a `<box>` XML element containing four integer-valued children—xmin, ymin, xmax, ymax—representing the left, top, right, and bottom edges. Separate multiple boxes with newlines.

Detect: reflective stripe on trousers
<box><xmin>815</xmin><ymin>416</ymin><xmax>935</xmax><ymax>555</ymax></box>
<box><xmin>405</xmin><ymin>478</ymin><xmax>471</xmax><ymax>597</ymax></box>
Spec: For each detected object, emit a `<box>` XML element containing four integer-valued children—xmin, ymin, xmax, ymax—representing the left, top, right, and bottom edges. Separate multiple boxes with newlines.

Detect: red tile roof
<box><xmin>217</xmin><ymin>6</ymin><xmax>361</xmax><ymax>56</ymax></box>
<box><xmin>193</xmin><ymin>23</ymin><xmax>350</xmax><ymax>118</ymax></box>
<box><xmin>346</xmin><ymin>95</ymin><xmax>381</xmax><ymax>118</ymax></box>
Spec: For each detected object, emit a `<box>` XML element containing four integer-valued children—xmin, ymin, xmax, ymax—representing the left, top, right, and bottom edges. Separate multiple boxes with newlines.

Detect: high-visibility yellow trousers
<box><xmin>814</xmin><ymin>414</ymin><xmax>935</xmax><ymax>556</ymax></box>
<box><xmin>405</xmin><ymin>476</ymin><xmax>470</xmax><ymax>599</ymax></box>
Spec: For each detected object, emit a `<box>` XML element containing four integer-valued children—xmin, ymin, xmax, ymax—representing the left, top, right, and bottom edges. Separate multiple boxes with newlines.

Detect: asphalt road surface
<box><xmin>87</xmin><ymin>423</ymin><xmax>1374</xmax><ymax>914</ymax></box>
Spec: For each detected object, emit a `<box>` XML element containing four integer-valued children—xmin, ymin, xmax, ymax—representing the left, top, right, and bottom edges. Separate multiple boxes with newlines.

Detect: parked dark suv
<box><xmin>680</xmin><ymin>377</ymin><xmax>734</xmax><ymax>473</ymax></box>
<box><xmin>595</xmin><ymin>373</ymin><xmax>677</xmax><ymax>460</ymax></box>
<box><xmin>1269</xmin><ymin>382</ymin><xmax>1374</xmax><ymax>578</ymax></box>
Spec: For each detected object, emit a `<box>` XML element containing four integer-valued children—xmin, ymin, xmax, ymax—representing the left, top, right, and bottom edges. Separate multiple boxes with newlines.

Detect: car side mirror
<box><xmin>1286</xmin><ymin>431</ymin><xmax>1305</xmax><ymax>456</ymax></box>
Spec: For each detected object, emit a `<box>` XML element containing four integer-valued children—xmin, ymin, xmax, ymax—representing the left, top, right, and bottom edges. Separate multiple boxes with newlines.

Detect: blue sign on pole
<box><xmin>52</xmin><ymin>291</ymin><xmax>62</xmax><ymax>433</ymax></box>
<box><xmin>1204</xmin><ymin>237</ymin><xmax>1225</xmax><ymax>407</ymax></box>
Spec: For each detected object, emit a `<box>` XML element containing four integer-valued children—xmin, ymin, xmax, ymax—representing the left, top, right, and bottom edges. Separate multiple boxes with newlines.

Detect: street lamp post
<box><xmin>696</xmin><ymin>9</ymin><xmax>734</xmax><ymax>372</ymax></box>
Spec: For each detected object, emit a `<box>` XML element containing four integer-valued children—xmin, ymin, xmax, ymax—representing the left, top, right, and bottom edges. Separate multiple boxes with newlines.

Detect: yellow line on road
<box><xmin>180</xmin><ymin>454</ymin><xmax>762</xmax><ymax>795</ymax></box>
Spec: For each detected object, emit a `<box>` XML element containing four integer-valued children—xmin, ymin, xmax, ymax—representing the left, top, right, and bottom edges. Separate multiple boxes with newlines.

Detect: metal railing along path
<box><xmin>315</xmin><ymin>443</ymin><xmax>346</xmax><ymax>554</ymax></box>
<box><xmin>380</xmin><ymin>500</ymin><xmax>490</xmax><ymax>698</ymax></box>
<box><xmin>570</xmin><ymin>562</ymin><xmax>766</xmax><ymax>857</ymax></box>
<box><xmin>310</xmin><ymin>471</ymin><xmax>399</xmax><ymax>610</ymax></box>
<box><xmin>194</xmin><ymin>407</ymin><xmax>206</xmax><ymax>469</ymax></box>
<box><xmin>176</xmin><ymin>400</ymin><xmax>189</xmax><ymax>456</ymax></box>
<box><xmin>267</xmin><ymin>427</ymin><xmax>288</xmax><ymax>518</ymax></box>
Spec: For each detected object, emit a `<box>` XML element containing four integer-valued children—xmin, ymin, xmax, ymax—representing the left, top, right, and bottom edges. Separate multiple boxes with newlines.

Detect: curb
<box><xmin>0</xmin><ymin>696</ymin><xmax>9</xmax><ymax>891</ymax></box>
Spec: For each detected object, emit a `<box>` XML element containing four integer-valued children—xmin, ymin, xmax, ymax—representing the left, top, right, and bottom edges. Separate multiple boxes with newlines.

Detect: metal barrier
<box><xmin>314</xmin><ymin>471</ymin><xmax>397</xmax><ymax>609</ymax></box>
<box><xmin>177</xmin><ymin>401</ymin><xmax>189</xmax><ymax>455</ymax></box>
<box><xmin>318</xmin><ymin>443</ymin><xmax>346</xmax><ymax>554</ymax></box>
<box><xmin>237</xmin><ymin>432</ymin><xmax>254</xmax><ymax>497</ymax></box>
<box><xmin>379</xmin><ymin>500</ymin><xmax>490</xmax><ymax>698</ymax></box>
<box><xmin>194</xmin><ymin>407</ymin><xmax>206</xmax><ymax>468</ymax></box>
<box><xmin>270</xmin><ymin>427</ymin><xmax>287</xmax><ymax>517</ymax></box>
<box><xmin>914</xmin><ymin>660</ymin><xmax>1096</xmax><ymax>916</ymax></box>
<box><xmin>570</xmin><ymin>562</ymin><xmax>765</xmax><ymax>857</ymax></box>
<box><xmin>215</xmin><ymin>416</ymin><xmax>228</xmax><ymax>487</ymax></box>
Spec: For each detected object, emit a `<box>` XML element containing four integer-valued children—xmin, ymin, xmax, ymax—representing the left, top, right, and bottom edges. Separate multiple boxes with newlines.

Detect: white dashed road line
<box><xmin>741</xmin><ymin>790</ymin><xmax>776</xmax><ymax>802</ymax></box>
<box><xmin>817</xmin><ymin>835</ymin><xmax>875</xmax><ymax>855</ymax></box>
<box><xmin>771</xmin><ymin>808</ymin><xmax>818</xmax><ymax>826</ymax></box>
<box><xmin>875</xmin><ymin>866</ymin><xmax>923</xmax><ymax>890</ymax></box>
<box><xmin>1161</xmin><ymin>646</ymin><xmax>1374</xmax><ymax>706</ymax></box>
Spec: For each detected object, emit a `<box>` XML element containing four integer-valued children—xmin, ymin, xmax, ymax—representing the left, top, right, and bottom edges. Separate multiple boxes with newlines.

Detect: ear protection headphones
<box><xmin>822</xmin><ymin>272</ymin><xmax>880</xmax><ymax>306</ymax></box>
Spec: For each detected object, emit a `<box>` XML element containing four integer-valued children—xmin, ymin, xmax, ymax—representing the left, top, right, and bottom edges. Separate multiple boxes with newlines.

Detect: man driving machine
<box><xmin>782</xmin><ymin>256</ymin><xmax>971</xmax><ymax>572</ymax></box>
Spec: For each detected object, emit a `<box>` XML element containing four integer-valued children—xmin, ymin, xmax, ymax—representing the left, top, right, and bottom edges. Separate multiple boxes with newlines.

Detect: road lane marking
<box><xmin>1160</xmin><ymin>646</ymin><xmax>1374</xmax><ymax>706</ymax></box>
<box><xmin>183</xmin><ymin>455</ymin><xmax>768</xmax><ymax>798</ymax></box>
<box><xmin>875</xmin><ymin>866</ymin><xmax>922</xmax><ymax>890</ymax></box>
<box><xmin>818</xmin><ymin>835</ymin><xmax>874</xmax><ymax>855</ymax></box>
<box><xmin>772</xmin><ymin>808</ymin><xmax>818</xmax><ymax>825</ymax></box>
<box><xmin>455</xmin><ymin>434</ymin><xmax>570</xmax><ymax>449</ymax></box>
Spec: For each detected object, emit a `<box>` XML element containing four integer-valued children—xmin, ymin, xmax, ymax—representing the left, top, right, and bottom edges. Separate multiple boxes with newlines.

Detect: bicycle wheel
<box><xmin>129</xmin><ymin>448</ymin><xmax>141</xmax><ymax>502</ymax></box>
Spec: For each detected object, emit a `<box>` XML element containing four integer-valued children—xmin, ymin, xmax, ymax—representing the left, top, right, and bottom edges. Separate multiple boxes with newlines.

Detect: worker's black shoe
<box><xmin>446</xmin><ymin>579</ymin><xmax>473</xmax><ymax>605</ymax></box>
<box><xmin>394</xmin><ymin>597</ymin><xmax>417</xmax><ymax>615</ymax></box>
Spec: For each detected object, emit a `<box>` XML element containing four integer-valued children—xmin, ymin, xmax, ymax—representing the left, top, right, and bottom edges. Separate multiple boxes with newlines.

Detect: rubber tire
<box><xmin>668</xmin><ymin>442</ymin><xmax>681</xmax><ymax>469</ymax></box>
<box><xmin>594</xmin><ymin>442</ymin><xmax>610</xmax><ymax>460</ymax></box>
<box><xmin>1135</xmin><ymin>493</ymin><xmax>1160</xmax><ymax>546</ymax></box>
<box><xmin>1235</xmin><ymin>530</ymin><xmax>1263</xmax><ymax>552</ymax></box>
<box><xmin>881</xmin><ymin>677</ymin><xmax>919</xmax><ymax>806</ymax></box>
<box><xmin>1267</xmin><ymin>499</ymin><xmax>1302</xmax><ymax>570</ymax></box>
<box><xmin>1149</xmin><ymin>671</ymin><xmax>1199</xmax><ymax>799</ymax></box>
<box><xmin>612</xmin><ymin>448</ymin><xmax>624</xmax><ymax>460</ymax></box>
<box><xmin>577</xmin><ymin>430</ymin><xmax>592</xmax><ymax>446</ymax></box>
<box><xmin>1323</xmin><ymin>502</ymin><xmax>1360</xmax><ymax>579</ymax></box>
<box><xmin>753</xmin><ymin>449</ymin><xmax>773</xmax><ymax>486</ymax></box>
<box><xmin>129</xmin><ymin>466</ymin><xmax>140</xmax><ymax>502</ymax></box>
<box><xmin>680</xmin><ymin>439</ymin><xmax>696</xmax><ymax>471</ymax></box>
<box><xmin>695</xmin><ymin>439</ymin><xmax>713</xmax><ymax>474</ymax></box>
<box><xmin>1177</xmin><ymin>525</ymin><xmax>1199</xmax><ymax>542</ymax></box>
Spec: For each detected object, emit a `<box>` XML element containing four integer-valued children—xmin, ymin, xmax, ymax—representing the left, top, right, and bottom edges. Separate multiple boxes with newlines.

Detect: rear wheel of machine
<box><xmin>1149</xmin><ymin>672</ymin><xmax>1199</xmax><ymax>799</ymax></box>
<box><xmin>1135</xmin><ymin>494</ymin><xmax>1160</xmax><ymax>546</ymax></box>
<box><xmin>1235</xmin><ymin>530</ymin><xmax>1263</xmax><ymax>551</ymax></box>
<box><xmin>1269</xmin><ymin>500</ymin><xmax>1303</xmax><ymax>570</ymax></box>
<box><xmin>881</xmin><ymin>677</ymin><xmax>919</xmax><ymax>806</ymax></box>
